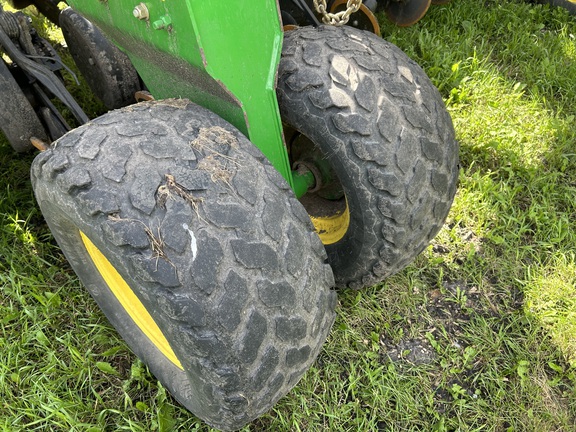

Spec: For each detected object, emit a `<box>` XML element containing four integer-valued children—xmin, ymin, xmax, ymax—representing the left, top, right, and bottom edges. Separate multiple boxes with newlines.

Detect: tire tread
<box><xmin>278</xmin><ymin>26</ymin><xmax>459</xmax><ymax>288</ymax></box>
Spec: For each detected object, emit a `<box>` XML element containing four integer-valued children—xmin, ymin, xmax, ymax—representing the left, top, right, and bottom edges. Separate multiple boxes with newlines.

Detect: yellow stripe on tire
<box><xmin>80</xmin><ymin>231</ymin><xmax>183</xmax><ymax>370</ymax></box>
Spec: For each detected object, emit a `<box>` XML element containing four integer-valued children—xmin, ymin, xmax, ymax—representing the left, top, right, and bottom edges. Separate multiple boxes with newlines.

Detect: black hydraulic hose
<box><xmin>0</xmin><ymin>24</ymin><xmax>89</xmax><ymax>125</ymax></box>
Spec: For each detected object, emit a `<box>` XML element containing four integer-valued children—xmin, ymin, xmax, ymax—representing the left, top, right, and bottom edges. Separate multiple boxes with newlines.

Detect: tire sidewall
<box><xmin>36</xmin><ymin>198</ymin><xmax>194</xmax><ymax>404</ymax></box>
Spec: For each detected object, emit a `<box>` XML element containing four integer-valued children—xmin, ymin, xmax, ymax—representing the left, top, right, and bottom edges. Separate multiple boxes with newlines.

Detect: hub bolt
<box><xmin>133</xmin><ymin>3</ymin><xmax>149</xmax><ymax>20</ymax></box>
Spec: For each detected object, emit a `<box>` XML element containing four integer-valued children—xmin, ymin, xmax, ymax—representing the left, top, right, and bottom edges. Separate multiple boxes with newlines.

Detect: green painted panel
<box><xmin>66</xmin><ymin>0</ymin><xmax>292</xmax><ymax>186</ymax></box>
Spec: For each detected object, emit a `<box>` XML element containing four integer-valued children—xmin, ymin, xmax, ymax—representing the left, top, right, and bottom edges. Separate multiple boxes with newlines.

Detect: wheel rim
<box><xmin>80</xmin><ymin>231</ymin><xmax>183</xmax><ymax>370</ymax></box>
<box><xmin>287</xmin><ymin>128</ymin><xmax>351</xmax><ymax>245</ymax></box>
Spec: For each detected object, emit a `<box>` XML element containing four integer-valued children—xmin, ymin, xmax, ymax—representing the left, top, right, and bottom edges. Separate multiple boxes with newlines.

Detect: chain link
<box><xmin>313</xmin><ymin>0</ymin><xmax>363</xmax><ymax>26</ymax></box>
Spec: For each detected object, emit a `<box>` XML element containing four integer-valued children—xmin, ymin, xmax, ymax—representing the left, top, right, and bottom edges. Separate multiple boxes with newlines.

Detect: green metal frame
<box><xmin>66</xmin><ymin>0</ymin><xmax>311</xmax><ymax>193</ymax></box>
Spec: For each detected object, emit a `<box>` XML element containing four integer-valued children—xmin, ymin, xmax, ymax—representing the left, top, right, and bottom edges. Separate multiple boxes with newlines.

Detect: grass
<box><xmin>1</xmin><ymin>0</ymin><xmax>576</xmax><ymax>430</ymax></box>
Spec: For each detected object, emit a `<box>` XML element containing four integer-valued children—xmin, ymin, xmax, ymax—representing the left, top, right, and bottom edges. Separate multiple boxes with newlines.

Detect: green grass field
<box><xmin>1</xmin><ymin>0</ymin><xmax>575</xmax><ymax>430</ymax></box>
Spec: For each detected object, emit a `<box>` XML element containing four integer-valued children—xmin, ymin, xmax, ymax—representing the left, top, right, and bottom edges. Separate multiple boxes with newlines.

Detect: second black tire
<box><xmin>277</xmin><ymin>26</ymin><xmax>459</xmax><ymax>289</ymax></box>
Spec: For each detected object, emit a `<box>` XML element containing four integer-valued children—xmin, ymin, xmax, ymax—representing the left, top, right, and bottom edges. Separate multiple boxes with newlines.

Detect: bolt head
<box><xmin>133</xmin><ymin>3</ymin><xmax>149</xmax><ymax>20</ymax></box>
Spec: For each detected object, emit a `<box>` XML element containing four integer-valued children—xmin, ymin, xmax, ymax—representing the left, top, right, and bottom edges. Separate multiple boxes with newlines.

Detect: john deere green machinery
<box><xmin>1</xmin><ymin>0</ymin><xmax>458</xmax><ymax>429</ymax></box>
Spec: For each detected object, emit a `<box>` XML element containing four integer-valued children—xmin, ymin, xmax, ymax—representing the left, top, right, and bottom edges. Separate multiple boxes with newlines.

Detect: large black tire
<box><xmin>60</xmin><ymin>7</ymin><xmax>142</xmax><ymax>110</ymax></box>
<box><xmin>0</xmin><ymin>58</ymin><xmax>48</xmax><ymax>152</ymax></box>
<box><xmin>31</xmin><ymin>100</ymin><xmax>336</xmax><ymax>431</ymax></box>
<box><xmin>277</xmin><ymin>26</ymin><xmax>459</xmax><ymax>289</ymax></box>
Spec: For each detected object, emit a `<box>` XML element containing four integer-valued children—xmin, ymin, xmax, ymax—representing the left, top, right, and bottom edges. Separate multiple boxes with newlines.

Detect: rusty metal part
<box><xmin>330</xmin><ymin>0</ymin><xmax>380</xmax><ymax>35</ymax></box>
<box><xmin>30</xmin><ymin>136</ymin><xmax>49</xmax><ymax>152</ymax></box>
<box><xmin>283</xmin><ymin>24</ymin><xmax>299</xmax><ymax>31</ymax></box>
<box><xmin>135</xmin><ymin>90</ymin><xmax>155</xmax><ymax>102</ymax></box>
<box><xmin>385</xmin><ymin>0</ymin><xmax>431</xmax><ymax>27</ymax></box>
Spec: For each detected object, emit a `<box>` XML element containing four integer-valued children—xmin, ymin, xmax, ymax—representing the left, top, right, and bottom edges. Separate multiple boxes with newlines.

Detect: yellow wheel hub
<box><xmin>80</xmin><ymin>231</ymin><xmax>183</xmax><ymax>370</ymax></box>
<box><xmin>309</xmin><ymin>201</ymin><xmax>350</xmax><ymax>245</ymax></box>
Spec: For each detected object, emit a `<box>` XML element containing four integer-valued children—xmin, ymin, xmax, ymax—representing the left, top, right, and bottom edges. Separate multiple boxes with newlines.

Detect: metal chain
<box><xmin>313</xmin><ymin>0</ymin><xmax>363</xmax><ymax>26</ymax></box>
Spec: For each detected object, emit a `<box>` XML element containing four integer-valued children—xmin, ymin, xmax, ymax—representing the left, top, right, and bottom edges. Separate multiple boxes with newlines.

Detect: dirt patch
<box><xmin>382</xmin><ymin>338</ymin><xmax>437</xmax><ymax>365</ymax></box>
